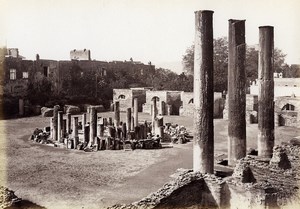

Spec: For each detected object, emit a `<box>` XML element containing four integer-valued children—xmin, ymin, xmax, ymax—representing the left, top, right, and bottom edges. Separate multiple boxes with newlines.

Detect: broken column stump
<box><xmin>52</xmin><ymin>105</ymin><xmax>59</xmax><ymax>141</ymax></box>
<box><xmin>133</xmin><ymin>98</ymin><xmax>139</xmax><ymax>129</ymax></box>
<box><xmin>82</xmin><ymin>113</ymin><xmax>87</xmax><ymax>128</ymax></box>
<box><xmin>151</xmin><ymin>97</ymin><xmax>158</xmax><ymax>134</ymax></box>
<box><xmin>126</xmin><ymin>108</ymin><xmax>132</xmax><ymax>132</ymax></box>
<box><xmin>258</xmin><ymin>26</ymin><xmax>275</xmax><ymax>158</ymax></box>
<box><xmin>122</xmin><ymin>122</ymin><xmax>127</xmax><ymax>139</ymax></box>
<box><xmin>193</xmin><ymin>10</ymin><xmax>214</xmax><ymax>173</ymax></box>
<box><xmin>228</xmin><ymin>19</ymin><xmax>246</xmax><ymax>166</ymax></box>
<box><xmin>62</xmin><ymin>119</ymin><xmax>67</xmax><ymax>138</ymax></box>
<box><xmin>83</xmin><ymin>124</ymin><xmax>89</xmax><ymax>145</ymax></box>
<box><xmin>50</xmin><ymin>117</ymin><xmax>53</xmax><ymax>139</ymax></box>
<box><xmin>89</xmin><ymin>107</ymin><xmax>97</xmax><ymax>146</ymax></box>
<box><xmin>72</xmin><ymin>117</ymin><xmax>79</xmax><ymax>148</ymax></box>
<box><xmin>58</xmin><ymin>111</ymin><xmax>64</xmax><ymax>143</ymax></box>
<box><xmin>66</xmin><ymin>113</ymin><xmax>71</xmax><ymax>134</ymax></box>
<box><xmin>114</xmin><ymin>101</ymin><xmax>120</xmax><ymax>128</ymax></box>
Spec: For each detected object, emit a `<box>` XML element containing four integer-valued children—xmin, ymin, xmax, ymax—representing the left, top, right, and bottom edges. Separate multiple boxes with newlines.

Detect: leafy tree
<box><xmin>182</xmin><ymin>37</ymin><xmax>289</xmax><ymax>92</ymax></box>
<box><xmin>27</xmin><ymin>77</ymin><xmax>53</xmax><ymax>105</ymax></box>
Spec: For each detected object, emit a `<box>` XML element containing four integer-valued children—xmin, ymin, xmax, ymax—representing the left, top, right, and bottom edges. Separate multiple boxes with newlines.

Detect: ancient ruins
<box><xmin>2</xmin><ymin>7</ymin><xmax>300</xmax><ymax>209</ymax></box>
<box><xmin>105</xmin><ymin>10</ymin><xmax>300</xmax><ymax>209</ymax></box>
<box><xmin>31</xmin><ymin>98</ymin><xmax>192</xmax><ymax>152</ymax></box>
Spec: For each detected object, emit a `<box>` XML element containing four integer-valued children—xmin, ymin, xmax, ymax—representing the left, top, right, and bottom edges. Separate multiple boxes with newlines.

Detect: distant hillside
<box><xmin>156</xmin><ymin>61</ymin><xmax>183</xmax><ymax>74</ymax></box>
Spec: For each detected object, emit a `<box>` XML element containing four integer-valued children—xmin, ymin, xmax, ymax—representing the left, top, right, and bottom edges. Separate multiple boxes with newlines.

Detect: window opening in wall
<box><xmin>43</xmin><ymin>66</ymin><xmax>49</xmax><ymax>77</ymax></box>
<box><xmin>118</xmin><ymin>95</ymin><xmax>126</xmax><ymax>99</ymax></box>
<box><xmin>282</xmin><ymin>103</ymin><xmax>295</xmax><ymax>111</ymax></box>
<box><xmin>188</xmin><ymin>98</ymin><xmax>194</xmax><ymax>104</ymax></box>
<box><xmin>151</xmin><ymin>96</ymin><xmax>160</xmax><ymax>102</ymax></box>
<box><xmin>10</xmin><ymin>69</ymin><xmax>16</xmax><ymax>80</ymax></box>
<box><xmin>22</xmin><ymin>72</ymin><xmax>28</xmax><ymax>79</ymax></box>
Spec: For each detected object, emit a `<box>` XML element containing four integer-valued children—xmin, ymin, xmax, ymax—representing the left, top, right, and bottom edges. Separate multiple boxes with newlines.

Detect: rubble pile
<box><xmin>30</xmin><ymin>128</ymin><xmax>53</xmax><ymax>144</ymax></box>
<box><xmin>163</xmin><ymin>124</ymin><xmax>192</xmax><ymax>144</ymax></box>
<box><xmin>0</xmin><ymin>186</ymin><xmax>21</xmax><ymax>209</ymax></box>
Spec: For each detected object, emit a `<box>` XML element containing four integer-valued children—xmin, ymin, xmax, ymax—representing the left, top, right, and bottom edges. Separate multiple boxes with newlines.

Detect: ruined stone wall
<box><xmin>3</xmin><ymin>56</ymin><xmax>154</xmax><ymax>98</ymax></box>
<box><xmin>70</xmin><ymin>49</ymin><xmax>91</xmax><ymax>60</ymax></box>
<box><xmin>180</xmin><ymin>92</ymin><xmax>224</xmax><ymax>118</ymax></box>
<box><xmin>3</xmin><ymin>58</ymin><xmax>33</xmax><ymax>97</ymax></box>
<box><xmin>250</xmin><ymin>78</ymin><xmax>300</xmax><ymax>97</ymax></box>
<box><xmin>132</xmin><ymin>89</ymin><xmax>148</xmax><ymax>112</ymax></box>
<box><xmin>113</xmin><ymin>89</ymin><xmax>133</xmax><ymax>111</ymax></box>
<box><xmin>166</xmin><ymin>91</ymin><xmax>182</xmax><ymax>115</ymax></box>
<box><xmin>275</xmin><ymin>96</ymin><xmax>300</xmax><ymax>127</ymax></box>
<box><xmin>33</xmin><ymin>59</ymin><xmax>60</xmax><ymax>94</ymax></box>
<box><xmin>143</xmin><ymin>91</ymin><xmax>168</xmax><ymax>114</ymax></box>
<box><xmin>179</xmin><ymin>92</ymin><xmax>194</xmax><ymax>116</ymax></box>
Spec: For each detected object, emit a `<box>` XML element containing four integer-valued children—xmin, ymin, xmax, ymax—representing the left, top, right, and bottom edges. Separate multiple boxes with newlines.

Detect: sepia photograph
<box><xmin>0</xmin><ymin>0</ymin><xmax>300</xmax><ymax>208</ymax></box>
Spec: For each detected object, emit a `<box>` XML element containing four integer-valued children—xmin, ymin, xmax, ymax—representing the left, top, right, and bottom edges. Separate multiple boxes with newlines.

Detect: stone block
<box><xmin>65</xmin><ymin>105</ymin><xmax>81</xmax><ymax>115</ymax></box>
<box><xmin>41</xmin><ymin>107</ymin><xmax>54</xmax><ymax>117</ymax></box>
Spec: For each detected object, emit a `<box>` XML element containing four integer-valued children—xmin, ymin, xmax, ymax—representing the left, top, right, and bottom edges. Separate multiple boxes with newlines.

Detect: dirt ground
<box><xmin>0</xmin><ymin>112</ymin><xmax>299</xmax><ymax>209</ymax></box>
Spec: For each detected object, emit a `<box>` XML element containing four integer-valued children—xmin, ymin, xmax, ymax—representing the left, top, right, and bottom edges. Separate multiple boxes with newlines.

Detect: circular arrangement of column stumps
<box><xmin>30</xmin><ymin>101</ymin><xmax>191</xmax><ymax>151</ymax></box>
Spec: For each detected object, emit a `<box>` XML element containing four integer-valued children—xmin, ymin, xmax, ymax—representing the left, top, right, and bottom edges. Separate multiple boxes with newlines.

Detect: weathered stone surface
<box><xmin>65</xmin><ymin>105</ymin><xmax>81</xmax><ymax>115</ymax></box>
<box><xmin>41</xmin><ymin>107</ymin><xmax>54</xmax><ymax>117</ymax></box>
<box><xmin>269</xmin><ymin>146</ymin><xmax>291</xmax><ymax>170</ymax></box>
<box><xmin>193</xmin><ymin>10</ymin><xmax>214</xmax><ymax>173</ymax></box>
<box><xmin>94</xmin><ymin>105</ymin><xmax>105</xmax><ymax>112</ymax></box>
<box><xmin>0</xmin><ymin>186</ymin><xmax>21</xmax><ymax>208</ymax></box>
<box><xmin>228</xmin><ymin>19</ymin><xmax>246</xmax><ymax>166</ymax></box>
<box><xmin>232</xmin><ymin>160</ymin><xmax>256</xmax><ymax>183</ymax></box>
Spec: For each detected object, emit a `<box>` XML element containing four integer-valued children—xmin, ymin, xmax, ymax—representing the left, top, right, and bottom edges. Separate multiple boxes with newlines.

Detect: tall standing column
<box><xmin>58</xmin><ymin>111</ymin><xmax>63</xmax><ymax>143</ymax></box>
<box><xmin>66</xmin><ymin>113</ymin><xmax>71</xmax><ymax>134</ymax></box>
<box><xmin>89</xmin><ymin>107</ymin><xmax>97</xmax><ymax>146</ymax></box>
<box><xmin>228</xmin><ymin>19</ymin><xmax>246</xmax><ymax>166</ymax></box>
<box><xmin>193</xmin><ymin>10</ymin><xmax>214</xmax><ymax>173</ymax></box>
<box><xmin>258</xmin><ymin>26</ymin><xmax>274</xmax><ymax>158</ymax></box>
<box><xmin>133</xmin><ymin>98</ymin><xmax>139</xmax><ymax>128</ymax></box>
<box><xmin>114</xmin><ymin>101</ymin><xmax>120</xmax><ymax>128</ymax></box>
<box><xmin>126</xmin><ymin>108</ymin><xmax>132</xmax><ymax>132</ymax></box>
<box><xmin>53</xmin><ymin>105</ymin><xmax>59</xmax><ymax>141</ymax></box>
<box><xmin>151</xmin><ymin>98</ymin><xmax>157</xmax><ymax>134</ymax></box>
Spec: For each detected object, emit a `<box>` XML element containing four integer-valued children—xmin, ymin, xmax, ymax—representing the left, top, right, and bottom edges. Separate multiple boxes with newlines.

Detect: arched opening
<box><xmin>188</xmin><ymin>98</ymin><xmax>194</xmax><ymax>104</ymax></box>
<box><xmin>118</xmin><ymin>94</ymin><xmax>126</xmax><ymax>100</ymax></box>
<box><xmin>151</xmin><ymin>96</ymin><xmax>160</xmax><ymax>102</ymax></box>
<box><xmin>282</xmin><ymin>103</ymin><xmax>295</xmax><ymax>111</ymax></box>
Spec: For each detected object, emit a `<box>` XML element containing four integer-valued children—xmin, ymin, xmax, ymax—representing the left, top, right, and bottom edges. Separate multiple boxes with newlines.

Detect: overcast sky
<box><xmin>1</xmin><ymin>0</ymin><xmax>299</xmax><ymax>71</ymax></box>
